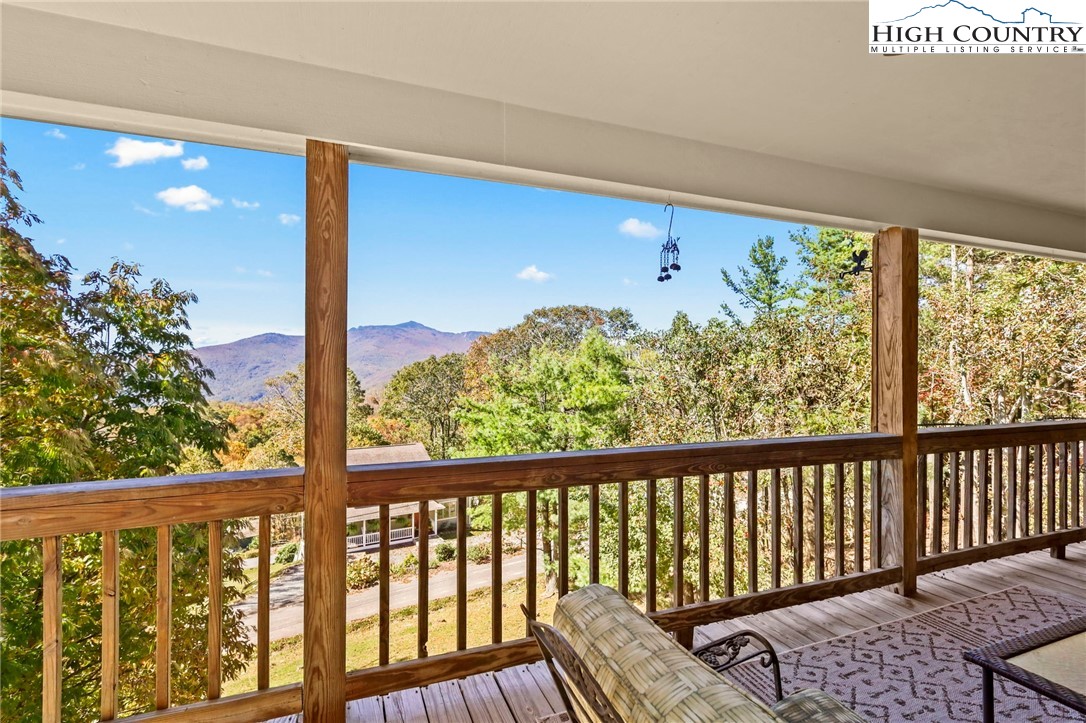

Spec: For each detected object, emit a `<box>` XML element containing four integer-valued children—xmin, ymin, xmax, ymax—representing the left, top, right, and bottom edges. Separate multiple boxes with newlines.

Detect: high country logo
<box><xmin>870</xmin><ymin>0</ymin><xmax>1084</xmax><ymax>53</ymax></box>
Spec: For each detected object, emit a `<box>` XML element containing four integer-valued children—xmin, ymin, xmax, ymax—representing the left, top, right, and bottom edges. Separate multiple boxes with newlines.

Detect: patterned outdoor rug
<box><xmin>725</xmin><ymin>586</ymin><xmax>1086</xmax><ymax>722</ymax></box>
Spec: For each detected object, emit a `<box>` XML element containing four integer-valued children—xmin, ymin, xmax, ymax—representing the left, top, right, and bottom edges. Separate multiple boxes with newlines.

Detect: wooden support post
<box><xmin>303</xmin><ymin>139</ymin><xmax>348</xmax><ymax>722</ymax></box>
<box><xmin>872</xmin><ymin>226</ymin><xmax>919</xmax><ymax>596</ymax></box>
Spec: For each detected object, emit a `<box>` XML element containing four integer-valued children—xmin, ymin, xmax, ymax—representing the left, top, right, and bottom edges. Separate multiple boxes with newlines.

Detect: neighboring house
<box><xmin>345</xmin><ymin>443</ymin><xmax>459</xmax><ymax>550</ymax></box>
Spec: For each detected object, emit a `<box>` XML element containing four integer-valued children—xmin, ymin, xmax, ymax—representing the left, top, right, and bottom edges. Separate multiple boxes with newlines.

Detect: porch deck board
<box><xmin>331</xmin><ymin>544</ymin><xmax>1086</xmax><ymax>722</ymax></box>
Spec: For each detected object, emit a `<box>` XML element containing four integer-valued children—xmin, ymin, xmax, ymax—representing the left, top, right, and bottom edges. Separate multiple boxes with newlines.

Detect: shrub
<box><xmin>393</xmin><ymin>552</ymin><xmax>419</xmax><ymax>577</ymax></box>
<box><xmin>502</xmin><ymin>539</ymin><xmax>523</xmax><ymax>555</ymax></box>
<box><xmin>346</xmin><ymin>556</ymin><xmax>380</xmax><ymax>590</ymax></box>
<box><xmin>274</xmin><ymin>542</ymin><xmax>298</xmax><ymax>565</ymax></box>
<box><xmin>435</xmin><ymin>542</ymin><xmax>456</xmax><ymax>562</ymax></box>
<box><xmin>467</xmin><ymin>542</ymin><xmax>491</xmax><ymax>565</ymax></box>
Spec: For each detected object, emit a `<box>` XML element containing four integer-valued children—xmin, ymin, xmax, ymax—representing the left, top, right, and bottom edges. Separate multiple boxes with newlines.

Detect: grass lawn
<box><xmin>223</xmin><ymin>574</ymin><xmax>554</xmax><ymax>695</ymax></box>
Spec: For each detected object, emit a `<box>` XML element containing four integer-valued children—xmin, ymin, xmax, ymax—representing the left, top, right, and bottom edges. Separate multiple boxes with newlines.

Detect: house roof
<box><xmin>346</xmin><ymin>443</ymin><xmax>431</xmax><ymax>466</ymax></box>
<box><xmin>3</xmin><ymin>2</ymin><xmax>1083</xmax><ymax>258</ymax></box>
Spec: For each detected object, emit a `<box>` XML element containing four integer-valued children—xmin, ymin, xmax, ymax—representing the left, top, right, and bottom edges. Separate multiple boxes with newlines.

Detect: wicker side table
<box><xmin>963</xmin><ymin>615</ymin><xmax>1086</xmax><ymax>723</ymax></box>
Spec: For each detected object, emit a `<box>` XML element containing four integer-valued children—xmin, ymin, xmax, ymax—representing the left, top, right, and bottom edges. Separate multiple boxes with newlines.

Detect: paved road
<box><xmin>235</xmin><ymin>552</ymin><xmax>540</xmax><ymax>642</ymax></box>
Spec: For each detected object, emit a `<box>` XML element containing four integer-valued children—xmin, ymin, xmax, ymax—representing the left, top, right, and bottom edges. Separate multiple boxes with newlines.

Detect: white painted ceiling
<box><xmin>14</xmin><ymin>1</ymin><xmax>1084</xmax><ymax>216</ymax></box>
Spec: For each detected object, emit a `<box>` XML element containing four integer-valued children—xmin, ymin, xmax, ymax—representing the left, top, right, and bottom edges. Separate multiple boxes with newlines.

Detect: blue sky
<box><xmin>3</xmin><ymin>117</ymin><xmax>810</xmax><ymax>346</ymax></box>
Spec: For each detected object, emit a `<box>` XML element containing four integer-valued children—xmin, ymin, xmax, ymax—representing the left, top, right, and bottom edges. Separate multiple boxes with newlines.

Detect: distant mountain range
<box><xmin>194</xmin><ymin>321</ymin><xmax>487</xmax><ymax>402</ymax></box>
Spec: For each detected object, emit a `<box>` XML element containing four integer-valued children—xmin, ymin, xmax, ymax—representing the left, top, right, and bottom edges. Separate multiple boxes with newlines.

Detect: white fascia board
<box><xmin>3</xmin><ymin>6</ymin><xmax>1083</xmax><ymax>260</ymax></box>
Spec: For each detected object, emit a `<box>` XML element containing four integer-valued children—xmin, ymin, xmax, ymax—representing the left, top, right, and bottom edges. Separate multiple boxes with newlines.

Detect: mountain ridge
<box><xmin>195</xmin><ymin>321</ymin><xmax>488</xmax><ymax>402</ymax></box>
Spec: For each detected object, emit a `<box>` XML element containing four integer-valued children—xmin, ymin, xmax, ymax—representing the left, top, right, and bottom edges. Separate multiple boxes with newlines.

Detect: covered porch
<box><xmin>1</xmin><ymin>3</ymin><xmax>1083</xmax><ymax>722</ymax></box>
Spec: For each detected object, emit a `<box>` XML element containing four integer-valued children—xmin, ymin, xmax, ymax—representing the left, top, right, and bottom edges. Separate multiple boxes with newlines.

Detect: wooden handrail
<box><xmin>917</xmin><ymin>420</ymin><xmax>1086</xmax><ymax>454</ymax></box>
<box><xmin>346</xmin><ymin>432</ymin><xmax>903</xmax><ymax>505</ymax></box>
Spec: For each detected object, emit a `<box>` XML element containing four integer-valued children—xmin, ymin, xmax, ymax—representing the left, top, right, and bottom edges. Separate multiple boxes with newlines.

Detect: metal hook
<box><xmin>664</xmin><ymin>203</ymin><xmax>676</xmax><ymax>239</ymax></box>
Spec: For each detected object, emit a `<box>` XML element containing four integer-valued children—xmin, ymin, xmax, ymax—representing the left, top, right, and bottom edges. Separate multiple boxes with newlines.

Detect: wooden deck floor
<box><xmin>280</xmin><ymin>543</ymin><xmax>1086</xmax><ymax>721</ymax></box>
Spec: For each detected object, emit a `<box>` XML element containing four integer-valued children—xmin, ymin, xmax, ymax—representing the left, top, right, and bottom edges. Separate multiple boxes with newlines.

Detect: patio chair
<box><xmin>525</xmin><ymin>584</ymin><xmax>866</xmax><ymax>722</ymax></box>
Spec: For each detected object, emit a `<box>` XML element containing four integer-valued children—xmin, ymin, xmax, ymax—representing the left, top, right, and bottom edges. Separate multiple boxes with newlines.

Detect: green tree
<box><xmin>379</xmin><ymin>353</ymin><xmax>466</xmax><ymax>459</ymax></box>
<box><xmin>0</xmin><ymin>146</ymin><xmax>249</xmax><ymax>720</ymax></box>
<box><xmin>460</xmin><ymin>329</ymin><xmax>631</xmax><ymax>589</ymax></box>
<box><xmin>720</xmin><ymin>235</ymin><xmax>798</xmax><ymax>321</ymax></box>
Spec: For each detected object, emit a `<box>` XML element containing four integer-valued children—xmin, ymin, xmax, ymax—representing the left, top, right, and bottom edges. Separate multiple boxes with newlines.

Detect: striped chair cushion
<box><xmin>553</xmin><ymin>585</ymin><xmax>787</xmax><ymax>722</ymax></box>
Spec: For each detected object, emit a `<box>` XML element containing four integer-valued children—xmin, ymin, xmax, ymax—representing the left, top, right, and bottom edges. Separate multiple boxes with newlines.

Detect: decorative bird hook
<box><xmin>839</xmin><ymin>248</ymin><xmax>871</xmax><ymax>279</ymax></box>
<box><xmin>657</xmin><ymin>203</ymin><xmax>682</xmax><ymax>282</ymax></box>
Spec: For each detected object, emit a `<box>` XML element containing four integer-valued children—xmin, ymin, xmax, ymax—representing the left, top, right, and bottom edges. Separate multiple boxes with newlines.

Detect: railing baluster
<box><xmin>43</xmin><ymin>535</ymin><xmax>62</xmax><ymax>723</ymax></box>
<box><xmin>833</xmin><ymin>463</ymin><xmax>845</xmax><ymax>576</ymax></box>
<box><xmin>917</xmin><ymin>454</ymin><xmax>928</xmax><ymax>558</ymax></box>
<box><xmin>1059</xmin><ymin>442</ymin><xmax>1069</xmax><ymax>529</ymax></box>
<box><xmin>963</xmin><ymin>449</ymin><xmax>974</xmax><ymax>548</ymax></box>
<box><xmin>1034</xmin><ymin>444</ymin><xmax>1044</xmax><ymax>534</ymax></box>
<box><xmin>101</xmin><ymin>529</ymin><xmax>119</xmax><ymax>720</ymax></box>
<box><xmin>456</xmin><ymin>496</ymin><xmax>467</xmax><ymax>651</ymax></box>
<box><xmin>419</xmin><ymin>500</ymin><xmax>429</xmax><ymax>659</ymax></box>
<box><xmin>1008</xmin><ymin>448</ymin><xmax>1018</xmax><ymax>540</ymax></box>
<box><xmin>646</xmin><ymin>479</ymin><xmax>657</xmax><ymax>612</ymax></box>
<box><xmin>618</xmin><ymin>481</ymin><xmax>629</xmax><ymax>597</ymax></box>
<box><xmin>792</xmin><ymin>466</ymin><xmax>803</xmax><ymax>585</ymax></box>
<box><xmin>525</xmin><ymin>491</ymin><xmax>537</xmax><ymax>635</ymax></box>
<box><xmin>1046</xmin><ymin>442</ymin><xmax>1057</xmax><ymax>533</ymax></box>
<box><xmin>379</xmin><ymin>504</ymin><xmax>390</xmax><ymax>666</ymax></box>
<box><xmin>747</xmin><ymin>470</ymin><xmax>758</xmax><ymax>593</ymax></box>
<box><xmin>590</xmin><ymin>485</ymin><xmax>600</xmax><ymax>585</ymax></box>
<box><xmin>491</xmin><ymin>493</ymin><xmax>502</xmax><ymax>644</ymax></box>
<box><xmin>156</xmin><ymin>524</ymin><xmax>171</xmax><ymax>710</ymax></box>
<box><xmin>673</xmin><ymin>477</ymin><xmax>684</xmax><ymax>607</ymax></box>
<box><xmin>978</xmin><ymin>449</ymin><xmax>989</xmax><ymax>546</ymax></box>
<box><xmin>699</xmin><ymin>474</ymin><xmax>711</xmax><ymax>602</ymax></box>
<box><xmin>257</xmin><ymin>515</ymin><xmax>270</xmax><ymax>690</ymax></box>
<box><xmin>871</xmin><ymin>460</ymin><xmax>881</xmax><ymax>566</ymax></box>
<box><xmin>1073</xmin><ymin>441</ymin><xmax>1082</xmax><ymax>528</ymax></box>
<box><xmin>770</xmin><ymin>468</ymin><xmax>781</xmax><ymax>588</ymax></box>
<box><xmin>559</xmin><ymin>487</ymin><xmax>569</xmax><ymax>597</ymax></box>
<box><xmin>1022</xmin><ymin>446</ymin><xmax>1033</xmax><ymax>538</ymax></box>
<box><xmin>724</xmin><ymin>473</ymin><xmax>736</xmax><ymax>599</ymax></box>
<box><xmin>933</xmin><ymin>453</ymin><xmax>944</xmax><ymax>554</ymax></box>
<box><xmin>994</xmin><ymin>449</ymin><xmax>1004</xmax><ymax>543</ymax></box>
<box><xmin>853</xmin><ymin>461</ymin><xmax>864</xmax><ymax>573</ymax></box>
<box><xmin>813</xmin><ymin>466</ymin><xmax>824</xmax><ymax>581</ymax></box>
<box><xmin>949</xmin><ymin>453</ymin><xmax>960</xmax><ymax>552</ymax></box>
<box><xmin>208</xmin><ymin>519</ymin><xmax>222</xmax><ymax>700</ymax></box>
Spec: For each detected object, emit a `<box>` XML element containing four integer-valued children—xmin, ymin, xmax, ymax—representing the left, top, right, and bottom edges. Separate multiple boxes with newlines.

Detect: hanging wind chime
<box><xmin>658</xmin><ymin>203</ymin><xmax>682</xmax><ymax>282</ymax></box>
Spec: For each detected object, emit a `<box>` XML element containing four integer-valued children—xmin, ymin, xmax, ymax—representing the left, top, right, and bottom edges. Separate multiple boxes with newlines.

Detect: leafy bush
<box><xmin>467</xmin><ymin>542</ymin><xmax>491</xmax><ymax>565</ymax></box>
<box><xmin>502</xmin><ymin>539</ymin><xmax>523</xmax><ymax>555</ymax></box>
<box><xmin>274</xmin><ymin>542</ymin><xmax>298</xmax><ymax>565</ymax></box>
<box><xmin>346</xmin><ymin>556</ymin><xmax>380</xmax><ymax>590</ymax></box>
<box><xmin>393</xmin><ymin>552</ymin><xmax>419</xmax><ymax>577</ymax></box>
<box><xmin>435</xmin><ymin>542</ymin><xmax>456</xmax><ymax>562</ymax></box>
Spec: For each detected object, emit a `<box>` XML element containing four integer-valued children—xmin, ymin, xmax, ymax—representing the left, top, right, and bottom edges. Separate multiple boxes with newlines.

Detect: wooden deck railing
<box><xmin>916</xmin><ymin>420</ymin><xmax>1086</xmax><ymax>573</ymax></box>
<box><xmin>1</xmin><ymin>422</ymin><xmax>1083</xmax><ymax>721</ymax></box>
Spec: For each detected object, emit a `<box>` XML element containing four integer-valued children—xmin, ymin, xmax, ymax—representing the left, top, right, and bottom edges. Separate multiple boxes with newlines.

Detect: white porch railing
<box><xmin>347</xmin><ymin>526</ymin><xmax>415</xmax><ymax>549</ymax></box>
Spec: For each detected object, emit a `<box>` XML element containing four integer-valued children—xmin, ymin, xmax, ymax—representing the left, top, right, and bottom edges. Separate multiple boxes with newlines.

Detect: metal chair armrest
<box><xmin>693</xmin><ymin>629</ymin><xmax>784</xmax><ymax>702</ymax></box>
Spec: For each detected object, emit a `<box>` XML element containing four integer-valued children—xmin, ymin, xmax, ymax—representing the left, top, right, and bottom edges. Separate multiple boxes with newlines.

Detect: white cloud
<box><xmin>232</xmin><ymin>198</ymin><xmax>260</xmax><ymax>209</ymax></box>
<box><xmin>45</xmin><ymin>128</ymin><xmax>67</xmax><ymax>140</ymax></box>
<box><xmin>155</xmin><ymin>185</ymin><xmax>222</xmax><ymax>212</ymax></box>
<box><xmin>234</xmin><ymin>266</ymin><xmax>247</xmax><ymax>274</ymax></box>
<box><xmin>107</xmin><ymin>137</ymin><xmax>184</xmax><ymax>167</ymax></box>
<box><xmin>516</xmin><ymin>265</ymin><xmax>553</xmax><ymax>283</ymax></box>
<box><xmin>181</xmin><ymin>155</ymin><xmax>209</xmax><ymax>171</ymax></box>
<box><xmin>72</xmin><ymin>163</ymin><xmax>86</xmax><ymax>171</ymax></box>
<box><xmin>256</xmin><ymin>269</ymin><xmax>274</xmax><ymax>278</ymax></box>
<box><xmin>122</xmin><ymin>242</ymin><xmax>135</xmax><ymax>251</ymax></box>
<box><xmin>133</xmin><ymin>203</ymin><xmax>159</xmax><ymax>216</ymax></box>
<box><xmin>56</xmin><ymin>238</ymin><xmax>66</xmax><ymax>245</ymax></box>
<box><xmin>622</xmin><ymin>277</ymin><xmax>638</xmax><ymax>287</ymax></box>
<box><xmin>278</xmin><ymin>213</ymin><xmax>301</xmax><ymax>226</ymax></box>
<box><xmin>618</xmin><ymin>218</ymin><xmax>662</xmax><ymax>239</ymax></box>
